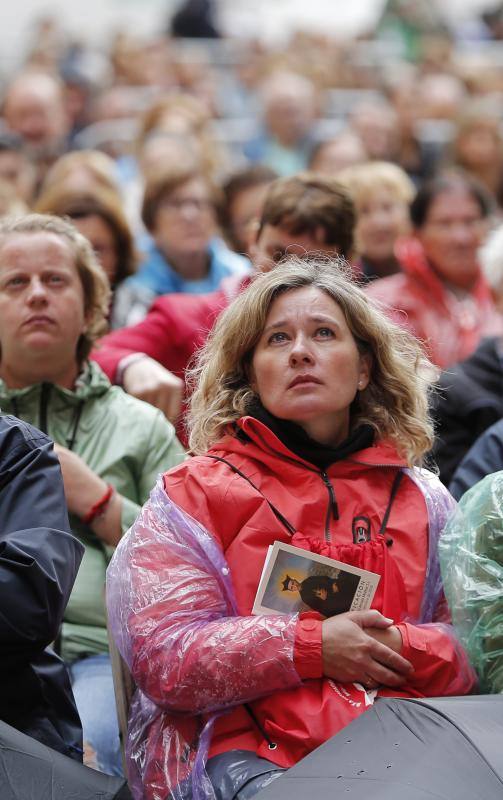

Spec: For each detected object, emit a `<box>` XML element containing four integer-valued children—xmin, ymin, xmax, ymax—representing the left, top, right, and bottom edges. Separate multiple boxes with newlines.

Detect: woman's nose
<box><xmin>289</xmin><ymin>336</ymin><xmax>314</xmax><ymax>365</ymax></box>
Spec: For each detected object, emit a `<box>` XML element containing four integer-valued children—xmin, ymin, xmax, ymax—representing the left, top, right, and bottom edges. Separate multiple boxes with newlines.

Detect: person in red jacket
<box><xmin>91</xmin><ymin>173</ymin><xmax>356</xmax><ymax>429</ymax></box>
<box><xmin>107</xmin><ymin>258</ymin><xmax>475</xmax><ymax>800</ymax></box>
<box><xmin>366</xmin><ymin>171</ymin><xmax>503</xmax><ymax>369</ymax></box>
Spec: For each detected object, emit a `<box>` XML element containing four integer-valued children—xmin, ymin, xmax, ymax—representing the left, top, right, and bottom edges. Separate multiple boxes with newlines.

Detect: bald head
<box><xmin>3</xmin><ymin>72</ymin><xmax>68</xmax><ymax>151</ymax></box>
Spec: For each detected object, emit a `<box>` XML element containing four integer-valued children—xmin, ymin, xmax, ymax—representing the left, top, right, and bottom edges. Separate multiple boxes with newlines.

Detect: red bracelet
<box><xmin>82</xmin><ymin>484</ymin><xmax>114</xmax><ymax>525</ymax></box>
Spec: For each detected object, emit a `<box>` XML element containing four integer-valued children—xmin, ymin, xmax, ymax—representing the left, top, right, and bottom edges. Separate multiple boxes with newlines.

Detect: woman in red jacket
<box><xmin>107</xmin><ymin>258</ymin><xmax>475</xmax><ymax>800</ymax></box>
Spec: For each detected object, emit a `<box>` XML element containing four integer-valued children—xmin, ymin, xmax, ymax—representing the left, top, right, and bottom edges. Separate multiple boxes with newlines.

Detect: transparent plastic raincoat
<box><xmin>440</xmin><ymin>470</ymin><xmax>503</xmax><ymax>694</ymax></box>
<box><xmin>107</xmin><ymin>420</ymin><xmax>476</xmax><ymax>800</ymax></box>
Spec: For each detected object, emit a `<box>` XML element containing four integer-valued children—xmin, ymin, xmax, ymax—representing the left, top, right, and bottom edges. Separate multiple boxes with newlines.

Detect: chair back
<box><xmin>107</xmin><ymin>620</ymin><xmax>136</xmax><ymax>772</ymax></box>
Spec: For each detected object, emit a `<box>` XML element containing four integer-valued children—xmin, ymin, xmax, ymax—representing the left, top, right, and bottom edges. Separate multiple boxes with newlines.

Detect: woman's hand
<box><xmin>365</xmin><ymin>624</ymin><xmax>403</xmax><ymax>654</ymax></box>
<box><xmin>321</xmin><ymin>609</ymin><xmax>413</xmax><ymax>688</ymax></box>
<box><xmin>54</xmin><ymin>444</ymin><xmax>122</xmax><ymax>546</ymax></box>
<box><xmin>122</xmin><ymin>357</ymin><xmax>183</xmax><ymax>423</ymax></box>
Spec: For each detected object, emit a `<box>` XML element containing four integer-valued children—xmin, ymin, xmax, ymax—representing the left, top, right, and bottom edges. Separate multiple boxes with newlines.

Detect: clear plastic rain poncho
<box><xmin>106</xmin><ymin>481</ymin><xmax>301</xmax><ymax>800</ymax></box>
<box><xmin>439</xmin><ymin>470</ymin><xmax>503</xmax><ymax>694</ymax></box>
<box><xmin>107</xmin><ymin>468</ymin><xmax>473</xmax><ymax>800</ymax></box>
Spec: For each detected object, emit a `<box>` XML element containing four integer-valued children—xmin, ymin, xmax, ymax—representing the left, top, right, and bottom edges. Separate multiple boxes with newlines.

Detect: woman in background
<box><xmin>35</xmin><ymin>185</ymin><xmax>138</xmax><ymax>326</ymax></box>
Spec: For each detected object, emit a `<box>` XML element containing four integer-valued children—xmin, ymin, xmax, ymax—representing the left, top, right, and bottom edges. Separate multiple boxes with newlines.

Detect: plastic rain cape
<box><xmin>107</xmin><ymin>469</ymin><xmax>468</xmax><ymax>800</ymax></box>
<box><xmin>439</xmin><ymin>470</ymin><xmax>503</xmax><ymax>694</ymax></box>
<box><xmin>106</xmin><ymin>481</ymin><xmax>300</xmax><ymax>800</ymax></box>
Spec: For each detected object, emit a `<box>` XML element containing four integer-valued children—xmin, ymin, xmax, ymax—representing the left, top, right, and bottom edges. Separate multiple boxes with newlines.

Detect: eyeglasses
<box><xmin>160</xmin><ymin>197</ymin><xmax>213</xmax><ymax>214</ymax></box>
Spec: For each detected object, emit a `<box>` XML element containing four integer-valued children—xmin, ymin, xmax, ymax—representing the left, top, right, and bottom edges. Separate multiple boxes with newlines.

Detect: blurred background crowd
<box><xmin>4</xmin><ymin>0</ymin><xmax>503</xmax><ymax>220</ymax></box>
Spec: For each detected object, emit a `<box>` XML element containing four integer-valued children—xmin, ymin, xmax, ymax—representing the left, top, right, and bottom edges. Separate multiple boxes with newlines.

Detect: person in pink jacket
<box><xmin>107</xmin><ymin>258</ymin><xmax>475</xmax><ymax>800</ymax></box>
<box><xmin>366</xmin><ymin>171</ymin><xmax>503</xmax><ymax>369</ymax></box>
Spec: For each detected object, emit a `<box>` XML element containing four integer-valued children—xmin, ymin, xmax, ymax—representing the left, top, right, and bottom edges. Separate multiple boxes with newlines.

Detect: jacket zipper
<box><xmin>38</xmin><ymin>383</ymin><xmax>52</xmax><ymax>434</ymax></box>
<box><xmin>240</xmin><ymin>426</ymin><xmax>340</xmax><ymax>542</ymax></box>
<box><xmin>320</xmin><ymin>470</ymin><xmax>339</xmax><ymax>542</ymax></box>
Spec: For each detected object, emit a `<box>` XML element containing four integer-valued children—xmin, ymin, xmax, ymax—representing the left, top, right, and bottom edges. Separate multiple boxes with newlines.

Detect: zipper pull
<box><xmin>321</xmin><ymin>471</ymin><xmax>339</xmax><ymax>520</ymax></box>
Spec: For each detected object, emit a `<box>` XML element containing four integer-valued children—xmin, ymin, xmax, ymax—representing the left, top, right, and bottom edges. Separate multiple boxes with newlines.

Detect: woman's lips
<box><xmin>23</xmin><ymin>315</ymin><xmax>55</xmax><ymax>327</ymax></box>
<box><xmin>287</xmin><ymin>375</ymin><xmax>323</xmax><ymax>389</ymax></box>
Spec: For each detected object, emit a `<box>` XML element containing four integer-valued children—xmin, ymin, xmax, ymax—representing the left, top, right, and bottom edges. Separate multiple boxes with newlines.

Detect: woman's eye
<box><xmin>268</xmin><ymin>331</ymin><xmax>288</xmax><ymax>344</ymax></box>
<box><xmin>47</xmin><ymin>274</ymin><xmax>65</xmax><ymax>285</ymax></box>
<box><xmin>316</xmin><ymin>327</ymin><xmax>334</xmax><ymax>338</ymax></box>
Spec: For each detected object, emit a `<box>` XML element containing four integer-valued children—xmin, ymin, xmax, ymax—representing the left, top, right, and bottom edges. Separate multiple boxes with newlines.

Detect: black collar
<box><xmin>246</xmin><ymin>399</ymin><xmax>375</xmax><ymax>470</ymax></box>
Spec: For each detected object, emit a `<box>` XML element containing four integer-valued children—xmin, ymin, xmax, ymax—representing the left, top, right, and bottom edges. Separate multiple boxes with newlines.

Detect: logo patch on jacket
<box><xmin>352</xmin><ymin>515</ymin><xmax>371</xmax><ymax>544</ymax></box>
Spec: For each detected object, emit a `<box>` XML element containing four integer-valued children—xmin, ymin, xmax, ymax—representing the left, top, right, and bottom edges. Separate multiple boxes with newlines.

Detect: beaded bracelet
<box><xmin>82</xmin><ymin>484</ymin><xmax>114</xmax><ymax>525</ymax></box>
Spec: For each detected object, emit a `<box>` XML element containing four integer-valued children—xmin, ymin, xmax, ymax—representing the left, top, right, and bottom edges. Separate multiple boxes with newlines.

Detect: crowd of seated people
<box><xmin>2</xmin><ymin>4</ymin><xmax>503</xmax><ymax>798</ymax></box>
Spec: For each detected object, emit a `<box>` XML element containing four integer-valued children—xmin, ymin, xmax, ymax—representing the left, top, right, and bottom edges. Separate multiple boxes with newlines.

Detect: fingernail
<box><xmin>384</xmin><ymin>617</ymin><xmax>394</xmax><ymax>623</ymax></box>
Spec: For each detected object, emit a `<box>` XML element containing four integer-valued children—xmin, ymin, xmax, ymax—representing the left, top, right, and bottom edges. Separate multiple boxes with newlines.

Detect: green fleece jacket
<box><xmin>0</xmin><ymin>360</ymin><xmax>185</xmax><ymax>662</ymax></box>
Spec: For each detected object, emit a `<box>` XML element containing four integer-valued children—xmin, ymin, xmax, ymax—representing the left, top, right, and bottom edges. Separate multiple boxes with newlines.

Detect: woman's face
<box><xmin>72</xmin><ymin>214</ymin><xmax>118</xmax><ymax>284</ymax></box>
<box><xmin>356</xmin><ymin>187</ymin><xmax>410</xmax><ymax>263</ymax></box>
<box><xmin>250</xmin><ymin>286</ymin><xmax>371</xmax><ymax>446</ymax></box>
<box><xmin>0</xmin><ymin>231</ymin><xmax>87</xmax><ymax>381</ymax></box>
<box><xmin>153</xmin><ymin>177</ymin><xmax>216</xmax><ymax>259</ymax></box>
<box><xmin>457</xmin><ymin>122</ymin><xmax>501</xmax><ymax>169</ymax></box>
<box><xmin>416</xmin><ymin>188</ymin><xmax>487</xmax><ymax>289</ymax></box>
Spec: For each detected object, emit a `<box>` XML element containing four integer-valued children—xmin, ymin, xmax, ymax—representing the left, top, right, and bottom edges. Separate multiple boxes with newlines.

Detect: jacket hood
<box><xmin>212</xmin><ymin>416</ymin><xmax>407</xmax><ymax>471</ymax></box>
<box><xmin>0</xmin><ymin>360</ymin><xmax>111</xmax><ymax>408</ymax></box>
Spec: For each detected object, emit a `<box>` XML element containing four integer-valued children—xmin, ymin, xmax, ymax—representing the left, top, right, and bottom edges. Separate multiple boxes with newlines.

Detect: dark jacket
<box><xmin>0</xmin><ymin>415</ymin><xmax>84</xmax><ymax>758</ymax></box>
<box><xmin>431</xmin><ymin>336</ymin><xmax>503</xmax><ymax>485</ymax></box>
<box><xmin>449</xmin><ymin>418</ymin><xmax>503</xmax><ymax>500</ymax></box>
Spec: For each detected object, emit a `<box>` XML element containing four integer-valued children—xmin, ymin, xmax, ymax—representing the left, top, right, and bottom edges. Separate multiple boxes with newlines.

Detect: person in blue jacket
<box><xmin>0</xmin><ymin>414</ymin><xmax>84</xmax><ymax>759</ymax></box>
<box><xmin>113</xmin><ymin>164</ymin><xmax>250</xmax><ymax>328</ymax></box>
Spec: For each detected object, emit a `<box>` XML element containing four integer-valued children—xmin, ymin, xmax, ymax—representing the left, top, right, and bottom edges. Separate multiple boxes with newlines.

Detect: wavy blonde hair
<box><xmin>187</xmin><ymin>257</ymin><xmax>435</xmax><ymax>466</ymax></box>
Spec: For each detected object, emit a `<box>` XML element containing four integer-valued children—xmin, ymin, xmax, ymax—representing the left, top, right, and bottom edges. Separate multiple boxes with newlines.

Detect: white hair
<box><xmin>479</xmin><ymin>224</ymin><xmax>503</xmax><ymax>294</ymax></box>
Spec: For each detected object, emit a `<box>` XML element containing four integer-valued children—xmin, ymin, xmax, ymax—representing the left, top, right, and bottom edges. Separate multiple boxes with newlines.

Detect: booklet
<box><xmin>252</xmin><ymin>540</ymin><xmax>380</xmax><ymax>618</ymax></box>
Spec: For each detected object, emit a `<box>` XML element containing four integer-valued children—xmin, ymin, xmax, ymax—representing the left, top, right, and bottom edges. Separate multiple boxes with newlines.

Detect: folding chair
<box><xmin>107</xmin><ymin>620</ymin><xmax>136</xmax><ymax>774</ymax></box>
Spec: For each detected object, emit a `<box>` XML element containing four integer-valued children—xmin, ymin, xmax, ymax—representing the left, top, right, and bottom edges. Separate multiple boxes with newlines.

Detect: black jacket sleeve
<box><xmin>449</xmin><ymin>419</ymin><xmax>503</xmax><ymax>501</ymax></box>
<box><xmin>0</xmin><ymin>415</ymin><xmax>84</xmax><ymax>668</ymax></box>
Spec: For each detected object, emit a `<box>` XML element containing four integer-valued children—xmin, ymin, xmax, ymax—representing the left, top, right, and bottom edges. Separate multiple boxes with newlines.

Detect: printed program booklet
<box><xmin>252</xmin><ymin>540</ymin><xmax>380</xmax><ymax>618</ymax></box>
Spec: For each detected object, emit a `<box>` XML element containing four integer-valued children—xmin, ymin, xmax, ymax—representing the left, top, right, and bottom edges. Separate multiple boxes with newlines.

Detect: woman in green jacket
<box><xmin>0</xmin><ymin>213</ymin><xmax>185</xmax><ymax>776</ymax></box>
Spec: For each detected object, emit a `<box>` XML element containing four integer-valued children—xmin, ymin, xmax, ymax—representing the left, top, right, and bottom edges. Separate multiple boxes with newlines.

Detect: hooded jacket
<box><xmin>0</xmin><ymin>415</ymin><xmax>83</xmax><ymax>757</ymax></box>
<box><xmin>107</xmin><ymin>417</ymin><xmax>475</xmax><ymax>800</ymax></box>
<box><xmin>0</xmin><ymin>360</ymin><xmax>185</xmax><ymax>662</ymax></box>
<box><xmin>365</xmin><ymin>238</ymin><xmax>503</xmax><ymax>369</ymax></box>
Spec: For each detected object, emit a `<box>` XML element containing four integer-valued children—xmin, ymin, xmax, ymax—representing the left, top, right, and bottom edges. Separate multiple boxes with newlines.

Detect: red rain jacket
<box><xmin>92</xmin><ymin>275</ymin><xmax>246</xmax><ymax>384</ymax></box>
<box><xmin>365</xmin><ymin>238</ymin><xmax>503</xmax><ymax>369</ymax></box>
<box><xmin>128</xmin><ymin>417</ymin><xmax>475</xmax><ymax>797</ymax></box>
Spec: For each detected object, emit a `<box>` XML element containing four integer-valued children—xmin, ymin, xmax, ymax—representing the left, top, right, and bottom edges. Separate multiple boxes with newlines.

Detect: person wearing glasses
<box><xmin>113</xmin><ymin>164</ymin><xmax>250</xmax><ymax>328</ymax></box>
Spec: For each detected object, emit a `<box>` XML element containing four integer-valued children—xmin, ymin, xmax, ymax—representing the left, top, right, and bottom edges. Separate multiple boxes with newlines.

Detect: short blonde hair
<box><xmin>0</xmin><ymin>214</ymin><xmax>110</xmax><ymax>362</ymax></box>
<box><xmin>41</xmin><ymin>150</ymin><xmax>120</xmax><ymax>197</ymax></box>
<box><xmin>187</xmin><ymin>257</ymin><xmax>434</xmax><ymax>466</ymax></box>
<box><xmin>337</xmin><ymin>161</ymin><xmax>415</xmax><ymax>208</ymax></box>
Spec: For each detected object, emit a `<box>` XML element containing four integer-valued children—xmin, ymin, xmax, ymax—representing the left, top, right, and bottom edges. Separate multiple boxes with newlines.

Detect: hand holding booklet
<box><xmin>252</xmin><ymin>541</ymin><xmax>380</xmax><ymax>618</ymax></box>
